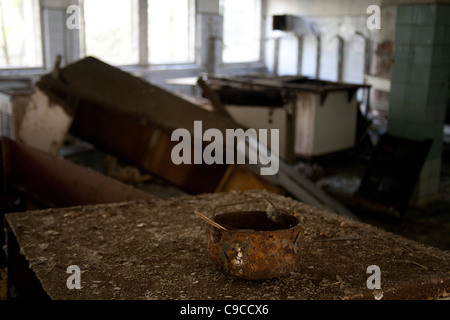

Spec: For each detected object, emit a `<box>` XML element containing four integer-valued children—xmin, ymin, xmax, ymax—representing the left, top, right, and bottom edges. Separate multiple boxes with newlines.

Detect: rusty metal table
<box><xmin>4</xmin><ymin>190</ymin><xmax>450</xmax><ymax>300</ymax></box>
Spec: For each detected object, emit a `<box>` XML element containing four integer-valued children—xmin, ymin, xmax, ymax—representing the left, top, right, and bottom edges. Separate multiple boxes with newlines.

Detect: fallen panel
<box><xmin>37</xmin><ymin>57</ymin><xmax>239</xmax><ymax>136</ymax></box>
<box><xmin>35</xmin><ymin>57</ymin><xmax>268</xmax><ymax>195</ymax></box>
<box><xmin>68</xmin><ymin>95</ymin><xmax>231</xmax><ymax>194</ymax></box>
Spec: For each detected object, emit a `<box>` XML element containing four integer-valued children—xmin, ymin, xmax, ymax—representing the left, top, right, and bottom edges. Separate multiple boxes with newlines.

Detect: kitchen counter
<box><xmin>5</xmin><ymin>190</ymin><xmax>450</xmax><ymax>300</ymax></box>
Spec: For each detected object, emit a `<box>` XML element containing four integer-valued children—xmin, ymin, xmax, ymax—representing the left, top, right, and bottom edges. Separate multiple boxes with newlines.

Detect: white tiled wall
<box><xmin>264</xmin><ymin>0</ymin><xmax>379</xmax><ymax>82</ymax></box>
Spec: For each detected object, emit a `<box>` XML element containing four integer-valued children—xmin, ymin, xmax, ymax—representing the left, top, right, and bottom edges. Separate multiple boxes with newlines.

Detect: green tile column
<box><xmin>388</xmin><ymin>3</ymin><xmax>450</xmax><ymax>205</ymax></box>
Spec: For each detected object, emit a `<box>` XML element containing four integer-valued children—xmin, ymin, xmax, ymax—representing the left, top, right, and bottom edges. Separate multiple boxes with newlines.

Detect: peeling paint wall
<box><xmin>264</xmin><ymin>0</ymin><xmax>381</xmax><ymax>83</ymax></box>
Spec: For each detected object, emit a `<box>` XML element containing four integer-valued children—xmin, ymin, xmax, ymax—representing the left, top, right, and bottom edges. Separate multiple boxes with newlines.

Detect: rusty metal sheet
<box><xmin>69</xmin><ymin>100</ymin><xmax>229</xmax><ymax>194</ymax></box>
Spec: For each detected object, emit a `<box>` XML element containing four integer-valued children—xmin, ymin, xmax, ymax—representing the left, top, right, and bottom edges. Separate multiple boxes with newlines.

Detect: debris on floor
<box><xmin>9</xmin><ymin>56</ymin><xmax>356</xmax><ymax>218</ymax></box>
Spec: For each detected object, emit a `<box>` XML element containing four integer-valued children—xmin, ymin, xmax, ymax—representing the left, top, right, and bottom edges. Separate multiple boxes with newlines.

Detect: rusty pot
<box><xmin>205</xmin><ymin>198</ymin><xmax>302</xmax><ymax>280</ymax></box>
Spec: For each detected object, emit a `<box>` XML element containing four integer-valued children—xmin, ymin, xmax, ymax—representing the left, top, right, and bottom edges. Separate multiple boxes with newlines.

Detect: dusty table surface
<box><xmin>5</xmin><ymin>190</ymin><xmax>450</xmax><ymax>300</ymax></box>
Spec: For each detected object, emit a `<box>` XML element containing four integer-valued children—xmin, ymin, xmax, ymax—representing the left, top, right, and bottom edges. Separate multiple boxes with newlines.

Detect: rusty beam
<box><xmin>0</xmin><ymin>138</ymin><xmax>156</xmax><ymax>209</ymax></box>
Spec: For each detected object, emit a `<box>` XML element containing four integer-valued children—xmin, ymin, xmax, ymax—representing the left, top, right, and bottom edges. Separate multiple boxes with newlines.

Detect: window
<box><xmin>0</xmin><ymin>0</ymin><xmax>43</xmax><ymax>68</ymax></box>
<box><xmin>222</xmin><ymin>0</ymin><xmax>261</xmax><ymax>63</ymax></box>
<box><xmin>148</xmin><ymin>0</ymin><xmax>195</xmax><ymax>64</ymax></box>
<box><xmin>82</xmin><ymin>0</ymin><xmax>194</xmax><ymax>66</ymax></box>
<box><xmin>82</xmin><ymin>0</ymin><xmax>139</xmax><ymax>66</ymax></box>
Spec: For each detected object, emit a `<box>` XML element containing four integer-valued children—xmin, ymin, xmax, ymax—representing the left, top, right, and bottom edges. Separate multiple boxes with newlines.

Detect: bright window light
<box><xmin>83</xmin><ymin>0</ymin><xmax>139</xmax><ymax>66</ymax></box>
<box><xmin>0</xmin><ymin>0</ymin><xmax>43</xmax><ymax>68</ymax></box>
<box><xmin>148</xmin><ymin>0</ymin><xmax>195</xmax><ymax>64</ymax></box>
<box><xmin>222</xmin><ymin>0</ymin><xmax>261</xmax><ymax>63</ymax></box>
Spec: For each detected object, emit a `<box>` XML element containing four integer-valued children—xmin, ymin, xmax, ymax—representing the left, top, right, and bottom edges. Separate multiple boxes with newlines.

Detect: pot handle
<box><xmin>292</xmin><ymin>229</ymin><xmax>302</xmax><ymax>254</ymax></box>
<box><xmin>212</xmin><ymin>197</ymin><xmax>288</xmax><ymax>218</ymax></box>
<box><xmin>292</xmin><ymin>229</ymin><xmax>302</xmax><ymax>245</ymax></box>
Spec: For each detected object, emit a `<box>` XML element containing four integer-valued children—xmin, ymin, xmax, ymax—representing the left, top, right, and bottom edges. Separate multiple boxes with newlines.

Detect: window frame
<box><xmin>80</xmin><ymin>0</ymin><xmax>197</xmax><ymax>69</ymax></box>
<box><xmin>0</xmin><ymin>0</ymin><xmax>46</xmax><ymax>74</ymax></box>
<box><xmin>146</xmin><ymin>0</ymin><xmax>196</xmax><ymax>66</ymax></box>
<box><xmin>80</xmin><ymin>0</ymin><xmax>141</xmax><ymax>67</ymax></box>
<box><xmin>219</xmin><ymin>0</ymin><xmax>265</xmax><ymax>67</ymax></box>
